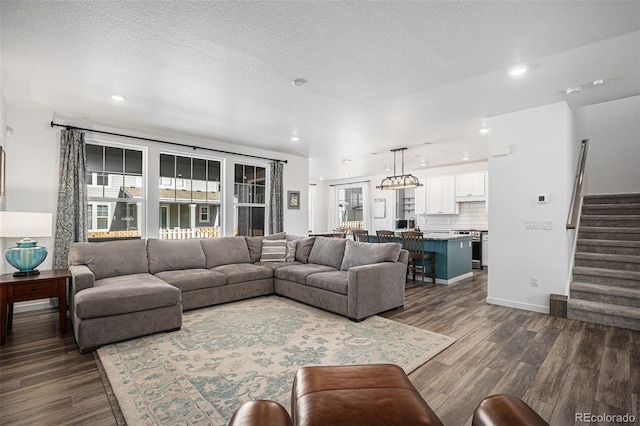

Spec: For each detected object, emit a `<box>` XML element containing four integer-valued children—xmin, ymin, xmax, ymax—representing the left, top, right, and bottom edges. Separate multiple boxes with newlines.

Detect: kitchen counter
<box><xmin>370</xmin><ymin>233</ymin><xmax>473</xmax><ymax>285</ymax></box>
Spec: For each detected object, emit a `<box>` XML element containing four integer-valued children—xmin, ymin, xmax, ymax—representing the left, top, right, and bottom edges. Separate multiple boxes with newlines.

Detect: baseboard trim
<box><xmin>436</xmin><ymin>272</ymin><xmax>474</xmax><ymax>286</ymax></box>
<box><xmin>485</xmin><ymin>297</ymin><xmax>550</xmax><ymax>314</ymax></box>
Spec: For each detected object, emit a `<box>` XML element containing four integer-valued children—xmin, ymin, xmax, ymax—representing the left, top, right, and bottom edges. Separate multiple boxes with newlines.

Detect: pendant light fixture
<box><xmin>376</xmin><ymin>148</ymin><xmax>423</xmax><ymax>190</ymax></box>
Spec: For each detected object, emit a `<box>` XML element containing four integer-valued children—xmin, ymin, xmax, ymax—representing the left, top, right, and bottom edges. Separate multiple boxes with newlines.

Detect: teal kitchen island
<box><xmin>372</xmin><ymin>233</ymin><xmax>473</xmax><ymax>285</ymax></box>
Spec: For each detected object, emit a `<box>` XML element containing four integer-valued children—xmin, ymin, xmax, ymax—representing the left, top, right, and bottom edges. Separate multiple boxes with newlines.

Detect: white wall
<box><xmin>575</xmin><ymin>95</ymin><xmax>640</xmax><ymax>195</ymax></box>
<box><xmin>487</xmin><ymin>102</ymin><xmax>575</xmax><ymax>313</ymax></box>
<box><xmin>0</xmin><ymin>90</ymin><xmax>7</xmax><ymax>272</ymax></box>
<box><xmin>2</xmin><ymin>105</ymin><xmax>309</xmax><ymax>276</ymax></box>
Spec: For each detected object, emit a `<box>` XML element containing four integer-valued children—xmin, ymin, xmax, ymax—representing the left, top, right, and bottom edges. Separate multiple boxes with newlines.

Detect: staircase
<box><xmin>567</xmin><ymin>193</ymin><xmax>640</xmax><ymax>331</ymax></box>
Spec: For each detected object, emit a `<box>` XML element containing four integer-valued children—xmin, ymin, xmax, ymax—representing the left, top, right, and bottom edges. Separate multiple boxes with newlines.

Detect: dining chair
<box><xmin>352</xmin><ymin>229</ymin><xmax>370</xmax><ymax>242</ymax></box>
<box><xmin>375</xmin><ymin>230</ymin><xmax>396</xmax><ymax>243</ymax></box>
<box><xmin>401</xmin><ymin>231</ymin><xmax>436</xmax><ymax>284</ymax></box>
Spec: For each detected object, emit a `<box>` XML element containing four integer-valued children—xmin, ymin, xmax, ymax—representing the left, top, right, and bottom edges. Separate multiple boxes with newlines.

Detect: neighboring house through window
<box><xmin>159</xmin><ymin>153</ymin><xmax>222</xmax><ymax>239</ymax></box>
<box><xmin>86</xmin><ymin>143</ymin><xmax>145</xmax><ymax>240</ymax></box>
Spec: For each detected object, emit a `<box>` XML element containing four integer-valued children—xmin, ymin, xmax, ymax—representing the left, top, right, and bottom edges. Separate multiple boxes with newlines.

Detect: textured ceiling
<box><xmin>1</xmin><ymin>1</ymin><xmax>639</xmax><ymax>180</ymax></box>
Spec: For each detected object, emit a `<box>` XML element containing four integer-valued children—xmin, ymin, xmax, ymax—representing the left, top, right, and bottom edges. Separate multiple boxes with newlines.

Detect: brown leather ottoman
<box><xmin>291</xmin><ymin>364</ymin><xmax>443</xmax><ymax>426</ymax></box>
<box><xmin>228</xmin><ymin>400</ymin><xmax>293</xmax><ymax>426</ymax></box>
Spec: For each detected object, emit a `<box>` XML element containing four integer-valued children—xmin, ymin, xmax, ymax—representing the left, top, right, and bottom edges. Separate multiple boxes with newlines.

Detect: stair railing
<box><xmin>567</xmin><ymin>139</ymin><xmax>590</xmax><ymax>229</ymax></box>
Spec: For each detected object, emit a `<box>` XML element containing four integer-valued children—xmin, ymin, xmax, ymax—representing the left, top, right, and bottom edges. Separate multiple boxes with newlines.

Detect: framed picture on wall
<box><xmin>287</xmin><ymin>191</ymin><xmax>300</xmax><ymax>209</ymax></box>
<box><xmin>0</xmin><ymin>146</ymin><xmax>5</xmax><ymax>198</ymax></box>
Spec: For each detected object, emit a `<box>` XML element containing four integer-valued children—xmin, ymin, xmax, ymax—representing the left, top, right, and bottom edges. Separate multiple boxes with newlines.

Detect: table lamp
<box><xmin>0</xmin><ymin>211</ymin><xmax>53</xmax><ymax>276</ymax></box>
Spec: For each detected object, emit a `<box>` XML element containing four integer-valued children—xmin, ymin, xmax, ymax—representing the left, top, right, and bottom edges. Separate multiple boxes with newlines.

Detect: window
<box><xmin>234</xmin><ymin>163</ymin><xmax>266</xmax><ymax>236</ymax></box>
<box><xmin>86</xmin><ymin>143</ymin><xmax>144</xmax><ymax>240</ymax></box>
<box><xmin>336</xmin><ymin>187</ymin><xmax>363</xmax><ymax>231</ymax></box>
<box><xmin>159</xmin><ymin>153</ymin><xmax>222</xmax><ymax>239</ymax></box>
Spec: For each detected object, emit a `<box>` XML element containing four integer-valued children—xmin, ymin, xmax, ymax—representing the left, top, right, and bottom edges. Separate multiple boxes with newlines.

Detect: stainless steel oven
<box><xmin>454</xmin><ymin>230</ymin><xmax>483</xmax><ymax>269</ymax></box>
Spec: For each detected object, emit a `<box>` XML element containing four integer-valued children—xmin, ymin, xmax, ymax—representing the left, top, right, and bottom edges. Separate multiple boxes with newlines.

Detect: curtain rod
<box><xmin>329</xmin><ymin>180</ymin><xmax>370</xmax><ymax>187</ymax></box>
<box><xmin>50</xmin><ymin>121</ymin><xmax>287</xmax><ymax>164</ymax></box>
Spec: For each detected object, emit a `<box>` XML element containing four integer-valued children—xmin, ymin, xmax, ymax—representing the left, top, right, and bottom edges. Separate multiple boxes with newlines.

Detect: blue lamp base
<box><xmin>5</xmin><ymin>238</ymin><xmax>48</xmax><ymax>277</ymax></box>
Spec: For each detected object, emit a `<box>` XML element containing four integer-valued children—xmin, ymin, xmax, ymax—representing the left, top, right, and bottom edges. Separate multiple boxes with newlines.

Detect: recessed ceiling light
<box><xmin>593</xmin><ymin>79</ymin><xmax>604</xmax><ymax>86</ymax></box>
<box><xmin>110</xmin><ymin>94</ymin><xmax>126</xmax><ymax>102</ymax></box>
<box><xmin>319</xmin><ymin>176</ymin><xmax>324</xmax><ymax>181</ymax></box>
<box><xmin>420</xmin><ymin>160</ymin><xmax>427</xmax><ymax>167</ymax></box>
<box><xmin>343</xmin><ymin>159</ymin><xmax>351</xmax><ymax>164</ymax></box>
<box><xmin>565</xmin><ymin>86</ymin><xmax>582</xmax><ymax>95</ymax></box>
<box><xmin>462</xmin><ymin>155</ymin><xmax>470</xmax><ymax>161</ymax></box>
<box><xmin>290</xmin><ymin>135</ymin><xmax>300</xmax><ymax>142</ymax></box>
<box><xmin>384</xmin><ymin>166</ymin><xmax>391</xmax><ymax>172</ymax></box>
<box><xmin>292</xmin><ymin>78</ymin><xmax>307</xmax><ymax>87</ymax></box>
<box><xmin>479</xmin><ymin>127</ymin><xmax>489</xmax><ymax>134</ymax></box>
<box><xmin>507</xmin><ymin>65</ymin><xmax>529</xmax><ymax>76</ymax></box>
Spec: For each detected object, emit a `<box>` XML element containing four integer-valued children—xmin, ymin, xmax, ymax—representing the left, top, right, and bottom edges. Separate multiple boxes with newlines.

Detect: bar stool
<box><xmin>352</xmin><ymin>229</ymin><xmax>370</xmax><ymax>242</ymax></box>
<box><xmin>401</xmin><ymin>231</ymin><xmax>436</xmax><ymax>283</ymax></box>
<box><xmin>376</xmin><ymin>230</ymin><xmax>396</xmax><ymax>243</ymax></box>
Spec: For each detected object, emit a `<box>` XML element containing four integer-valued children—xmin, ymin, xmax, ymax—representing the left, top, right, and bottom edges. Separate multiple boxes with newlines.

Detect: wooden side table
<box><xmin>0</xmin><ymin>269</ymin><xmax>70</xmax><ymax>345</ymax></box>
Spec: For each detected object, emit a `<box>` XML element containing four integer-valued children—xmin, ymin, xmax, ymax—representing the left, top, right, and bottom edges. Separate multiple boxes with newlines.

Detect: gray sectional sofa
<box><xmin>68</xmin><ymin>234</ymin><xmax>408</xmax><ymax>352</ymax></box>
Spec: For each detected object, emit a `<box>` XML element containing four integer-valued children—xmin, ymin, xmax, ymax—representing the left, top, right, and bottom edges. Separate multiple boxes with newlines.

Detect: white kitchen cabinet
<box><xmin>455</xmin><ymin>172</ymin><xmax>486</xmax><ymax>201</ymax></box>
<box><xmin>426</xmin><ymin>176</ymin><xmax>458</xmax><ymax>214</ymax></box>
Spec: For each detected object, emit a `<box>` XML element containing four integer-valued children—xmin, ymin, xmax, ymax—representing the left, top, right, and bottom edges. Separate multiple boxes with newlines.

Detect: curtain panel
<box><xmin>268</xmin><ymin>161</ymin><xmax>284</xmax><ymax>234</ymax></box>
<box><xmin>53</xmin><ymin>129</ymin><xmax>88</xmax><ymax>269</ymax></box>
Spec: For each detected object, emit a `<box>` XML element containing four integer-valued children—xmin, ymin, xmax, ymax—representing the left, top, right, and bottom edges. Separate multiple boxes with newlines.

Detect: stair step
<box><xmin>575</xmin><ymin>252</ymin><xmax>640</xmax><ymax>272</ymax></box>
<box><xmin>580</xmin><ymin>215</ymin><xmax>640</xmax><ymax>228</ymax></box>
<box><xmin>578</xmin><ymin>227</ymin><xmax>640</xmax><ymax>241</ymax></box>
<box><xmin>584</xmin><ymin>193</ymin><xmax>640</xmax><ymax>205</ymax></box>
<box><xmin>572</xmin><ymin>266</ymin><xmax>640</xmax><ymax>288</ymax></box>
<box><xmin>570</xmin><ymin>282</ymin><xmax>640</xmax><ymax>308</ymax></box>
<box><xmin>568</xmin><ymin>299</ymin><xmax>640</xmax><ymax>331</ymax></box>
<box><xmin>576</xmin><ymin>239</ymin><xmax>640</xmax><ymax>256</ymax></box>
<box><xmin>582</xmin><ymin>203</ymin><xmax>640</xmax><ymax>215</ymax></box>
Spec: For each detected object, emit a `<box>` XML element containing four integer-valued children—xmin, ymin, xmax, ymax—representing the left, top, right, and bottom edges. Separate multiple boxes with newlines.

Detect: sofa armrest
<box><xmin>347</xmin><ymin>261</ymin><xmax>406</xmax><ymax>320</ymax></box>
<box><xmin>69</xmin><ymin>264</ymin><xmax>95</xmax><ymax>294</ymax></box>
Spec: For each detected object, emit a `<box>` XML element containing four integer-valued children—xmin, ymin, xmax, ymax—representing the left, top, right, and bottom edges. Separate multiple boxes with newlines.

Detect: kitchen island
<box><xmin>371</xmin><ymin>233</ymin><xmax>473</xmax><ymax>285</ymax></box>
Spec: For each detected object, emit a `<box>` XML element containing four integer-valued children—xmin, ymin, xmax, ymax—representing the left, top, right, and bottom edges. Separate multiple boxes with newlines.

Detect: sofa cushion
<box><xmin>69</xmin><ymin>239</ymin><xmax>149</xmax><ymax>281</ymax></box>
<box><xmin>245</xmin><ymin>232</ymin><xmax>286</xmax><ymax>263</ymax></box>
<box><xmin>274</xmin><ymin>263</ymin><xmax>338</xmax><ymax>285</ymax></box>
<box><xmin>155</xmin><ymin>269</ymin><xmax>226</xmax><ymax>292</ymax></box>
<box><xmin>306</xmin><ymin>271</ymin><xmax>349</xmax><ymax>295</ymax></box>
<box><xmin>308</xmin><ymin>237</ymin><xmax>347</xmax><ymax>270</ymax></box>
<box><xmin>147</xmin><ymin>239</ymin><xmax>206</xmax><ymax>274</ymax></box>
<box><xmin>286</xmin><ymin>236</ymin><xmax>315</xmax><ymax>263</ymax></box>
<box><xmin>76</xmin><ymin>273</ymin><xmax>180</xmax><ymax>319</ymax></box>
<box><xmin>201</xmin><ymin>237</ymin><xmax>251</xmax><ymax>268</ymax></box>
<box><xmin>340</xmin><ymin>240</ymin><xmax>402</xmax><ymax>271</ymax></box>
<box><xmin>211</xmin><ymin>263</ymin><xmax>273</xmax><ymax>285</ymax></box>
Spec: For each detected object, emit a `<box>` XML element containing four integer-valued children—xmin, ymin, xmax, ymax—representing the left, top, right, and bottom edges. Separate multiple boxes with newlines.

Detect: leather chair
<box><xmin>472</xmin><ymin>394</ymin><xmax>549</xmax><ymax>426</ymax></box>
<box><xmin>376</xmin><ymin>230</ymin><xmax>396</xmax><ymax>243</ymax></box>
<box><xmin>401</xmin><ymin>231</ymin><xmax>436</xmax><ymax>283</ymax></box>
<box><xmin>352</xmin><ymin>229</ymin><xmax>370</xmax><ymax>242</ymax></box>
<box><xmin>228</xmin><ymin>400</ymin><xmax>292</xmax><ymax>426</ymax></box>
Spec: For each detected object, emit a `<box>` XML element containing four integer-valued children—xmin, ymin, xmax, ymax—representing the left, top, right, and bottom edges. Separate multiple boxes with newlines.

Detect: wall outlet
<box><xmin>531</xmin><ymin>276</ymin><xmax>540</xmax><ymax>287</ymax></box>
<box><xmin>525</xmin><ymin>220</ymin><xmax>540</xmax><ymax>229</ymax></box>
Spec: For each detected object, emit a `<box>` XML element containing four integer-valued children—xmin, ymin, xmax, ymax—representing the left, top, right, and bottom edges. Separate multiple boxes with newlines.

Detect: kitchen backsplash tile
<box><xmin>418</xmin><ymin>201</ymin><xmax>488</xmax><ymax>231</ymax></box>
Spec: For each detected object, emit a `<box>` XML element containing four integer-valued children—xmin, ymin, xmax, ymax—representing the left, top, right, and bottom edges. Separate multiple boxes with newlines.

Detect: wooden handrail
<box><xmin>566</xmin><ymin>139</ymin><xmax>589</xmax><ymax>229</ymax></box>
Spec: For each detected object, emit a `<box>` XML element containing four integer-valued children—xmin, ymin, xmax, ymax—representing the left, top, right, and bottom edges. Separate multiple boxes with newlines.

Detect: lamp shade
<box><xmin>0</xmin><ymin>212</ymin><xmax>53</xmax><ymax>238</ymax></box>
<box><xmin>0</xmin><ymin>212</ymin><xmax>53</xmax><ymax>276</ymax></box>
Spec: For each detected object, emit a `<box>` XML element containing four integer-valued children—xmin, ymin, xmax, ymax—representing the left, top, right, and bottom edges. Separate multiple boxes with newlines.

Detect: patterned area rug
<box><xmin>96</xmin><ymin>296</ymin><xmax>455</xmax><ymax>425</ymax></box>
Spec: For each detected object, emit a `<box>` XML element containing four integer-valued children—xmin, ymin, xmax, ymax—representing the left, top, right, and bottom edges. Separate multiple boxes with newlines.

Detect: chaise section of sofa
<box><xmin>68</xmin><ymin>239</ymin><xmax>182</xmax><ymax>353</ymax></box>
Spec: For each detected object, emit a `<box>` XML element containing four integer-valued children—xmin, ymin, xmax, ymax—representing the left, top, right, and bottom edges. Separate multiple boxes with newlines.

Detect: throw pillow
<box><xmin>260</xmin><ymin>239</ymin><xmax>297</xmax><ymax>262</ymax></box>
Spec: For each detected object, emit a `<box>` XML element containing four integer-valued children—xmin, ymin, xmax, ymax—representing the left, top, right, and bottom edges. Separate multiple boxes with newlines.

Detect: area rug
<box><xmin>96</xmin><ymin>296</ymin><xmax>455</xmax><ymax>425</ymax></box>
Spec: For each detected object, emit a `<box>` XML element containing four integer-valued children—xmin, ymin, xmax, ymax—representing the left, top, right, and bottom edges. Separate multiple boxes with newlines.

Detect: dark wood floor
<box><xmin>1</xmin><ymin>271</ymin><xmax>638</xmax><ymax>425</ymax></box>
